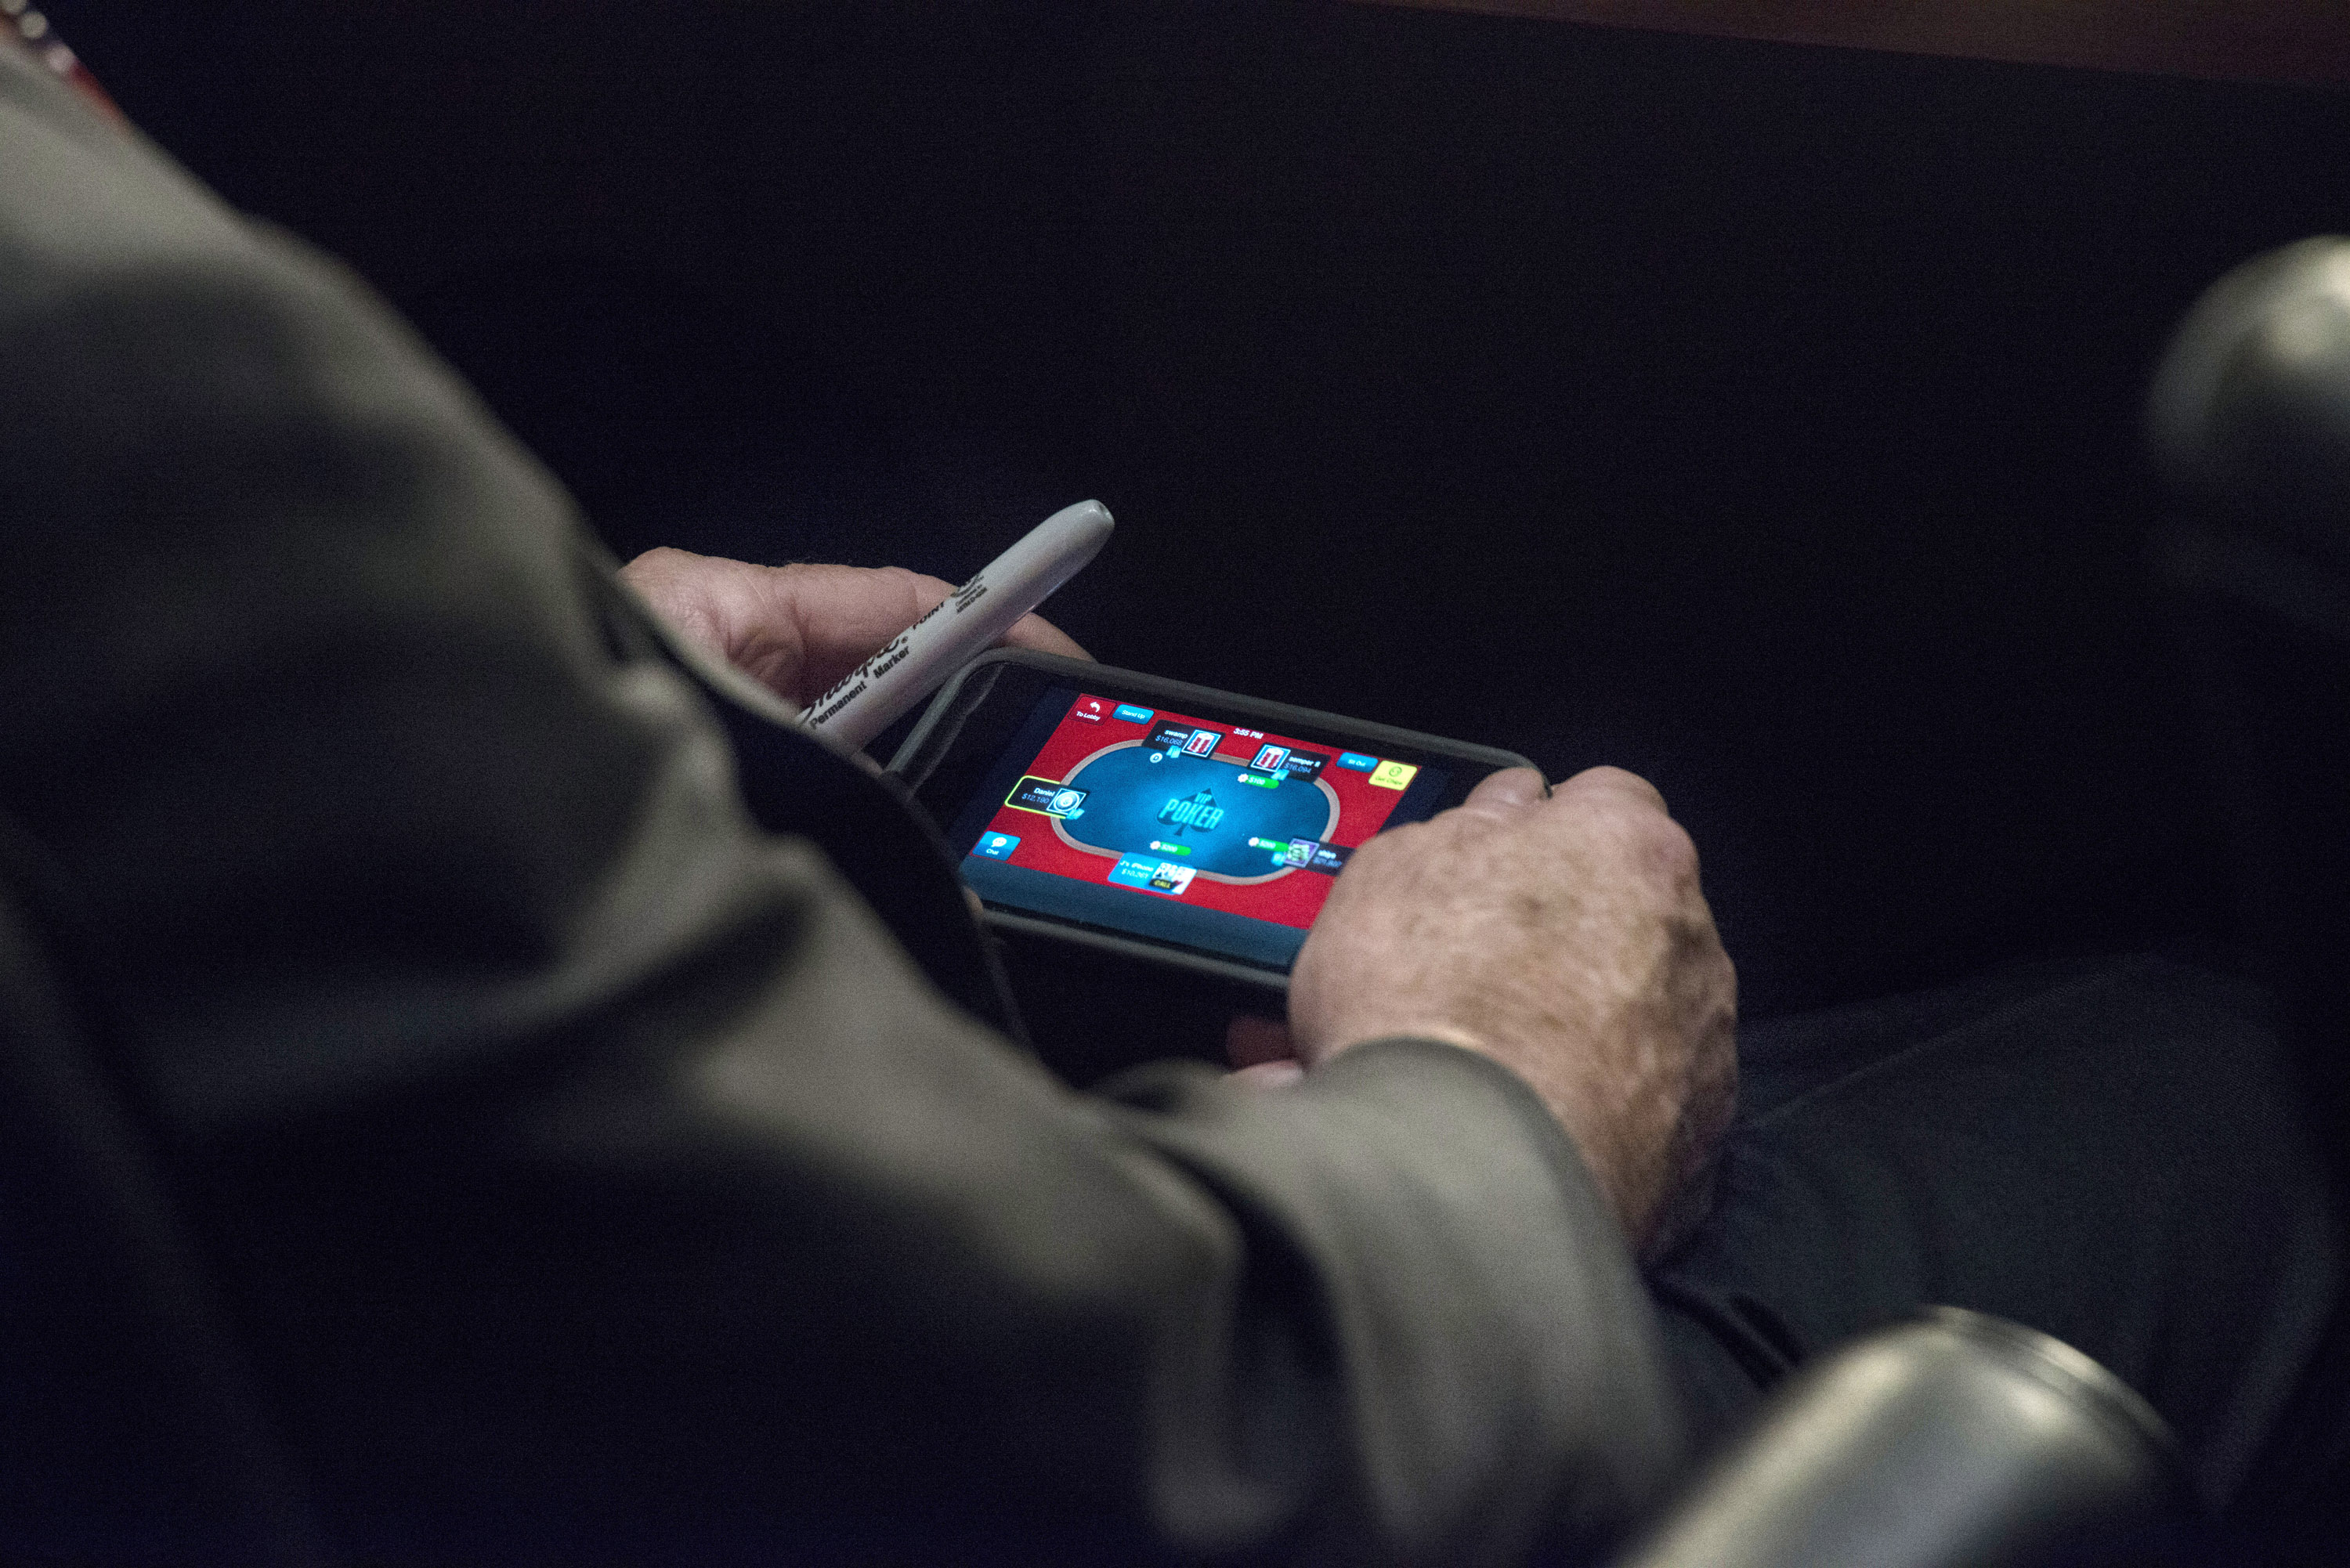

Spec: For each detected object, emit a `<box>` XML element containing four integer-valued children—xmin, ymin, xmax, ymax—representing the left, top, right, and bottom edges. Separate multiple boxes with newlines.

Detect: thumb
<box><xmin>1462</xmin><ymin>766</ymin><xmax>1549</xmax><ymax>813</ymax></box>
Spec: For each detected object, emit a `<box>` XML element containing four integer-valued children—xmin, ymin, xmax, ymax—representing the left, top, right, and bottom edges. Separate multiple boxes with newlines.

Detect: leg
<box><xmin>1649</xmin><ymin>952</ymin><xmax>2344</xmax><ymax>1508</ymax></box>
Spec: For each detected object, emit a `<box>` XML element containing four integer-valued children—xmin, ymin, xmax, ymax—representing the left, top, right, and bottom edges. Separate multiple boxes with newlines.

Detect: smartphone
<box><xmin>891</xmin><ymin>649</ymin><xmax>1537</xmax><ymax>995</ymax></box>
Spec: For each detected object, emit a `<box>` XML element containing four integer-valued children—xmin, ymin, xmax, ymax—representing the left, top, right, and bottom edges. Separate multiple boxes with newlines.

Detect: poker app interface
<box><xmin>950</xmin><ymin>687</ymin><xmax>1452</xmax><ymax>970</ymax></box>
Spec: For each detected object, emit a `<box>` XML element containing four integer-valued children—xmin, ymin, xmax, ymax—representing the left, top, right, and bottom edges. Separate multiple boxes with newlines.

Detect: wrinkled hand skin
<box><xmin>625</xmin><ymin>547</ymin><xmax>1731</xmax><ymax>1251</ymax></box>
<box><xmin>620</xmin><ymin>548</ymin><xmax>1089</xmax><ymax>708</ymax></box>
<box><xmin>1289</xmin><ymin>766</ymin><xmax>1738</xmax><ymax>1259</ymax></box>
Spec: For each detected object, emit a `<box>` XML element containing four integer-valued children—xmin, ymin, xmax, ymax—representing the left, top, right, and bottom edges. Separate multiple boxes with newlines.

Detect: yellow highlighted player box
<box><xmin>1368</xmin><ymin>761</ymin><xmax>1419</xmax><ymax>791</ymax></box>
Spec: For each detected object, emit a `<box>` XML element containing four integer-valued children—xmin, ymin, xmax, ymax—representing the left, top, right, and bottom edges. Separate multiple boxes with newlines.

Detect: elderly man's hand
<box><xmin>620</xmin><ymin>547</ymin><xmax>1090</xmax><ymax>708</ymax></box>
<box><xmin>1287</xmin><ymin>765</ymin><xmax>1737</xmax><ymax>1256</ymax></box>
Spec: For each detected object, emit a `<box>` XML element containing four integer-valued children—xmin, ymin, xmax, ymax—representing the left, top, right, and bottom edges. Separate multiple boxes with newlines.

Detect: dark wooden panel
<box><xmin>1358</xmin><ymin>0</ymin><xmax>2350</xmax><ymax>84</ymax></box>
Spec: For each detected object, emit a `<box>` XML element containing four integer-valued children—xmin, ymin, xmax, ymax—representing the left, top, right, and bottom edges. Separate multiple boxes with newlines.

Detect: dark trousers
<box><xmin>1648</xmin><ymin>952</ymin><xmax>2345</xmax><ymax>1520</ymax></box>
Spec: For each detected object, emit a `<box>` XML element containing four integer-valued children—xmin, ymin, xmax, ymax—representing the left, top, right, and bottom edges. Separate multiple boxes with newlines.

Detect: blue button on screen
<box><xmin>1336</xmin><ymin>752</ymin><xmax>1379</xmax><ymax>772</ymax></box>
<box><xmin>1114</xmin><ymin>703</ymin><xmax>1155</xmax><ymax>724</ymax></box>
<box><xmin>974</xmin><ymin>833</ymin><xmax>1021</xmax><ymax>860</ymax></box>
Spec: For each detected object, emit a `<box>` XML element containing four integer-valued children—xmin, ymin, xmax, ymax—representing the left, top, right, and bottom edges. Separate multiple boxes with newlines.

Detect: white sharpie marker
<box><xmin>801</xmin><ymin>500</ymin><xmax>1114</xmax><ymax>752</ymax></box>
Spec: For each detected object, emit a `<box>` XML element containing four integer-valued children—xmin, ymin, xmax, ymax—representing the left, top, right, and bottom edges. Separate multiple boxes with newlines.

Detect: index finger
<box><xmin>1000</xmin><ymin>609</ymin><xmax>1091</xmax><ymax>663</ymax></box>
<box><xmin>1459</xmin><ymin>767</ymin><xmax>1549</xmax><ymax>817</ymax></box>
<box><xmin>762</xmin><ymin>565</ymin><xmax>952</xmax><ymax>705</ymax></box>
<box><xmin>773</xmin><ymin>566</ymin><xmax>1091</xmax><ymax>699</ymax></box>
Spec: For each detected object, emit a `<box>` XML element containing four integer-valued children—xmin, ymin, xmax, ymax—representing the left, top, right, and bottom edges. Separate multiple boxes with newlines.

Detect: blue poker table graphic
<box><xmin>1049</xmin><ymin>741</ymin><xmax>1339</xmax><ymax>882</ymax></box>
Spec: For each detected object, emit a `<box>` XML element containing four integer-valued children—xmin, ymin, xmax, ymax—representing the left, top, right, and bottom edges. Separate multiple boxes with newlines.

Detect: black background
<box><xmin>49</xmin><ymin>0</ymin><xmax>2350</xmax><ymax>1014</ymax></box>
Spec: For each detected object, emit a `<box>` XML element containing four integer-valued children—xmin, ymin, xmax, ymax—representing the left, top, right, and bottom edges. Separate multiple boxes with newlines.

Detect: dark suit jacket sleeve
<box><xmin>0</xmin><ymin>53</ymin><xmax>1681</xmax><ymax>1566</ymax></box>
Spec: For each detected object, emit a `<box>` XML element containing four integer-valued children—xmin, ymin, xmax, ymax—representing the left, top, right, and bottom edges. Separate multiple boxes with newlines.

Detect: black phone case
<box><xmin>888</xmin><ymin>649</ymin><xmax>1537</xmax><ymax>1003</ymax></box>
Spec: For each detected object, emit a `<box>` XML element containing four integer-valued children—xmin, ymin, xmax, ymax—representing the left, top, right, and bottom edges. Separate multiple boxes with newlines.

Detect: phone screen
<box><xmin>943</xmin><ymin>685</ymin><xmax>1452</xmax><ymax>971</ymax></box>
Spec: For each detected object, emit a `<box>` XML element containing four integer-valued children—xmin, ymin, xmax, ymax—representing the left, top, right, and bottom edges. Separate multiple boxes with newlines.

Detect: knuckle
<box><xmin>1561</xmin><ymin>764</ymin><xmax>1668</xmax><ymax>813</ymax></box>
<box><xmin>1623</xmin><ymin>810</ymin><xmax>1698</xmax><ymax>883</ymax></box>
<box><xmin>1655</xmin><ymin>819</ymin><xmax>1701</xmax><ymax>877</ymax></box>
